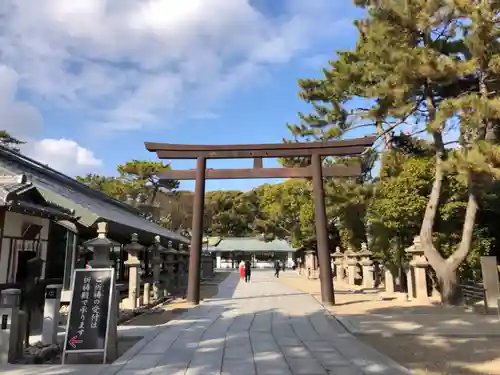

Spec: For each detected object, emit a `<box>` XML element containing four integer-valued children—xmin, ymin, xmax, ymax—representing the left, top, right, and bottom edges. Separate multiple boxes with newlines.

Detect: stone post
<box><xmin>151</xmin><ymin>236</ymin><xmax>165</xmax><ymax>301</ymax></box>
<box><xmin>332</xmin><ymin>247</ymin><xmax>344</xmax><ymax>281</ymax></box>
<box><xmin>403</xmin><ymin>256</ymin><xmax>413</xmax><ymax>300</ymax></box>
<box><xmin>0</xmin><ymin>289</ymin><xmax>21</xmax><ymax>364</ymax></box>
<box><xmin>124</xmin><ymin>233</ymin><xmax>145</xmax><ymax>310</ymax></box>
<box><xmin>384</xmin><ymin>264</ymin><xmax>396</xmax><ymax>293</ymax></box>
<box><xmin>480</xmin><ymin>256</ymin><xmax>500</xmax><ymax>309</ymax></box>
<box><xmin>345</xmin><ymin>248</ymin><xmax>358</xmax><ymax>286</ymax></box>
<box><xmin>41</xmin><ymin>284</ymin><xmax>62</xmax><ymax>345</ymax></box>
<box><xmin>216</xmin><ymin>252</ymin><xmax>222</xmax><ymax>269</ymax></box>
<box><xmin>143</xmin><ymin>283</ymin><xmax>151</xmax><ymax>306</ymax></box>
<box><xmin>358</xmin><ymin>243</ymin><xmax>374</xmax><ymax>289</ymax></box>
<box><xmin>406</xmin><ymin>236</ymin><xmax>429</xmax><ymax>302</ymax></box>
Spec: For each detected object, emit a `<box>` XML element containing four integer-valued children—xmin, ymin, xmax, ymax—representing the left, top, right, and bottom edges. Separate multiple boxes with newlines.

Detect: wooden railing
<box><xmin>460</xmin><ymin>283</ymin><xmax>488</xmax><ymax>313</ymax></box>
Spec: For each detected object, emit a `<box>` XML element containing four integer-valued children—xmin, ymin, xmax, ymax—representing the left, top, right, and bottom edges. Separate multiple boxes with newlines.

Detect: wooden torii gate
<box><xmin>145</xmin><ymin>136</ymin><xmax>375</xmax><ymax>306</ymax></box>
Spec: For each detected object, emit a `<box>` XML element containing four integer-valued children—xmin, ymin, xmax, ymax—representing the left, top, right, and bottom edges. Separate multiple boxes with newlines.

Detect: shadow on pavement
<box><xmin>343</xmin><ymin>304</ymin><xmax>500</xmax><ymax>375</ymax></box>
<box><xmin>9</xmin><ymin>271</ymin><xmax>498</xmax><ymax>375</ymax></box>
<box><xmin>280</xmin><ymin>273</ymin><xmax>500</xmax><ymax>375</ymax></box>
<box><xmin>0</xmin><ymin>271</ymin><xmax>411</xmax><ymax>375</ymax></box>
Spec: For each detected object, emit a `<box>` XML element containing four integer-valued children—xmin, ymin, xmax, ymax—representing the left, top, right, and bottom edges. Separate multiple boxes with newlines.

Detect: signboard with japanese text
<box><xmin>45</xmin><ymin>287</ymin><xmax>57</xmax><ymax>299</ymax></box>
<box><xmin>62</xmin><ymin>268</ymin><xmax>114</xmax><ymax>358</ymax></box>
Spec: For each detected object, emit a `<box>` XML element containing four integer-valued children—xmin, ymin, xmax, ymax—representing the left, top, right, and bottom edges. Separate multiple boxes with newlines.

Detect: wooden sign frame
<box><xmin>62</xmin><ymin>268</ymin><xmax>115</xmax><ymax>364</ymax></box>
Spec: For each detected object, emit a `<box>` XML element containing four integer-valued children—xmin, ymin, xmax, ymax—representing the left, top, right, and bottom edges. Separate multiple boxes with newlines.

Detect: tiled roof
<box><xmin>212</xmin><ymin>237</ymin><xmax>296</xmax><ymax>252</ymax></box>
<box><xmin>0</xmin><ymin>173</ymin><xmax>76</xmax><ymax>220</ymax></box>
<box><xmin>0</xmin><ymin>174</ymin><xmax>35</xmax><ymax>204</ymax></box>
<box><xmin>0</xmin><ymin>146</ymin><xmax>189</xmax><ymax>243</ymax></box>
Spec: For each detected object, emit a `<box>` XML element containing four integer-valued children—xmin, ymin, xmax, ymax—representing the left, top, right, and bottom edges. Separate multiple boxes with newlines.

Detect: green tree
<box><xmin>117</xmin><ymin>160</ymin><xmax>179</xmax><ymax>204</ymax></box>
<box><xmin>286</xmin><ymin>0</ymin><xmax>500</xmax><ymax>304</ymax></box>
<box><xmin>204</xmin><ymin>190</ymin><xmax>258</xmax><ymax>237</ymax></box>
<box><xmin>254</xmin><ymin>180</ymin><xmax>313</xmax><ymax>245</ymax></box>
<box><xmin>417</xmin><ymin>1</ymin><xmax>500</xmax><ymax>303</ymax></box>
<box><xmin>77</xmin><ymin>160</ymin><xmax>180</xmax><ymax>222</ymax></box>
<box><xmin>157</xmin><ymin>191</ymin><xmax>193</xmax><ymax>231</ymax></box>
<box><xmin>0</xmin><ymin>130</ymin><xmax>25</xmax><ymax>152</ymax></box>
<box><xmin>76</xmin><ymin>174</ymin><xmax>125</xmax><ymax>199</ymax></box>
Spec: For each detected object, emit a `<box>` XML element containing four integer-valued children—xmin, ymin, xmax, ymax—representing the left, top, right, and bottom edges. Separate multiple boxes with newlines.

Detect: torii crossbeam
<box><xmin>145</xmin><ymin>136</ymin><xmax>376</xmax><ymax>306</ymax></box>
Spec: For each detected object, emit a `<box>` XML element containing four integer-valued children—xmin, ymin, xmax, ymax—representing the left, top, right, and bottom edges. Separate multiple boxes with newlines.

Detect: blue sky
<box><xmin>0</xmin><ymin>0</ymin><xmax>367</xmax><ymax>192</ymax></box>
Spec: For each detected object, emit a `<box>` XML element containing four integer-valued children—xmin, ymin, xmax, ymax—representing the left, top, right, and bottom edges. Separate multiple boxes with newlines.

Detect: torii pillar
<box><xmin>186</xmin><ymin>157</ymin><xmax>206</xmax><ymax>304</ymax></box>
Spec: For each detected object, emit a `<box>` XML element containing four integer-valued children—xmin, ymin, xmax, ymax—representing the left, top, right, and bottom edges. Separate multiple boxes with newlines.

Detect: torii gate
<box><xmin>145</xmin><ymin>136</ymin><xmax>375</xmax><ymax>306</ymax></box>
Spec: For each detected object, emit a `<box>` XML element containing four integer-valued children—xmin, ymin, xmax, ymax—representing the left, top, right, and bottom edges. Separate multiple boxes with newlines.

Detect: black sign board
<box><xmin>45</xmin><ymin>287</ymin><xmax>57</xmax><ymax>299</ymax></box>
<box><xmin>63</xmin><ymin>268</ymin><xmax>114</xmax><ymax>356</ymax></box>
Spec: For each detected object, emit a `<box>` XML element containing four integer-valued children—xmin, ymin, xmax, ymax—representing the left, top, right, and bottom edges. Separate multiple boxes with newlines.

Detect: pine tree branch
<box><xmin>370</xmin><ymin>99</ymin><xmax>425</xmax><ymax>146</ymax></box>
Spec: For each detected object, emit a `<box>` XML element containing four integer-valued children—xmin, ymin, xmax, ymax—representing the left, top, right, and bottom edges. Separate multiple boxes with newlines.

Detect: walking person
<box><xmin>244</xmin><ymin>260</ymin><xmax>252</xmax><ymax>283</ymax></box>
<box><xmin>239</xmin><ymin>260</ymin><xmax>245</xmax><ymax>281</ymax></box>
<box><xmin>274</xmin><ymin>260</ymin><xmax>281</xmax><ymax>278</ymax></box>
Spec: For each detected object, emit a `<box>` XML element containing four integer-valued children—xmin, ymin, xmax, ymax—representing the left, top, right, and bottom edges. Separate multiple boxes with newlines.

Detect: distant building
<box><xmin>209</xmin><ymin>236</ymin><xmax>297</xmax><ymax>269</ymax></box>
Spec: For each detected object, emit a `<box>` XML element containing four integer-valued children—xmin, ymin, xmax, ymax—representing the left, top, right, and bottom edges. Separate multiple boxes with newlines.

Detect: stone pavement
<box><xmin>0</xmin><ymin>270</ymin><xmax>412</xmax><ymax>375</ymax></box>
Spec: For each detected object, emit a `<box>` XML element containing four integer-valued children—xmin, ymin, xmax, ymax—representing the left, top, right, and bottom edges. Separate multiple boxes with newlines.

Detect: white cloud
<box><xmin>0</xmin><ymin>65</ymin><xmax>43</xmax><ymax>139</ymax></box>
<box><xmin>23</xmin><ymin>139</ymin><xmax>103</xmax><ymax>175</ymax></box>
<box><xmin>0</xmin><ymin>63</ymin><xmax>103</xmax><ymax>175</ymax></box>
<box><xmin>0</xmin><ymin>0</ymin><xmax>351</xmax><ymax>132</ymax></box>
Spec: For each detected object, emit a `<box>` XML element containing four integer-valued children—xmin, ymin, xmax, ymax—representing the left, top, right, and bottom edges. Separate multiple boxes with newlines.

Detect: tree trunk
<box><xmin>433</xmin><ymin>260</ymin><xmax>463</xmax><ymax>305</ymax></box>
<box><xmin>418</xmin><ymin>92</ymin><xmax>463</xmax><ymax>304</ymax></box>
<box><xmin>447</xmin><ymin>189</ymin><xmax>479</xmax><ymax>270</ymax></box>
<box><xmin>419</xmin><ymin>130</ymin><xmax>447</xmax><ymax>268</ymax></box>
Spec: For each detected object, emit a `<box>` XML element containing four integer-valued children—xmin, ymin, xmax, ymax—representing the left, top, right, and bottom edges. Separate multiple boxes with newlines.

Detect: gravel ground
<box><xmin>358</xmin><ymin>334</ymin><xmax>500</xmax><ymax>375</ymax></box>
<box><xmin>278</xmin><ymin>273</ymin><xmax>500</xmax><ymax>375</ymax></box>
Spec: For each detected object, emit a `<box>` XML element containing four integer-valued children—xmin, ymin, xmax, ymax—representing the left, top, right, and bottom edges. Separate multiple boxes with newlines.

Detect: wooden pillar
<box><xmin>311</xmin><ymin>153</ymin><xmax>335</xmax><ymax>305</ymax></box>
<box><xmin>186</xmin><ymin>156</ymin><xmax>206</xmax><ymax>305</ymax></box>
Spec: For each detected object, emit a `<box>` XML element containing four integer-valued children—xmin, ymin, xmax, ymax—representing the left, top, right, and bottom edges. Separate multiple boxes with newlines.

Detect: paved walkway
<box><xmin>1</xmin><ymin>271</ymin><xmax>412</xmax><ymax>375</ymax></box>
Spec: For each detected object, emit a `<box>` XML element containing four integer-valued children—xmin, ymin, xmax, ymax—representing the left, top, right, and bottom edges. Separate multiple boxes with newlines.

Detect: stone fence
<box><xmin>328</xmin><ymin>237</ymin><xmax>500</xmax><ymax>307</ymax></box>
<box><xmin>329</xmin><ymin>237</ymin><xmax>432</xmax><ymax>301</ymax></box>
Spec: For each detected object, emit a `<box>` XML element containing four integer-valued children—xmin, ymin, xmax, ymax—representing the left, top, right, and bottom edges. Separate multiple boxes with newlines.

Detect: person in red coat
<box><xmin>239</xmin><ymin>261</ymin><xmax>245</xmax><ymax>280</ymax></box>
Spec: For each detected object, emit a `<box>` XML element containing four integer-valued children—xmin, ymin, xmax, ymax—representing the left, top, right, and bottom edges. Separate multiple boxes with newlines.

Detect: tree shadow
<box><xmin>0</xmin><ymin>272</ymin><xmax>410</xmax><ymax>375</ymax></box>
<box><xmin>335</xmin><ymin>304</ymin><xmax>500</xmax><ymax>375</ymax></box>
<box><xmin>4</xmin><ymin>272</ymin><xmax>500</xmax><ymax>375</ymax></box>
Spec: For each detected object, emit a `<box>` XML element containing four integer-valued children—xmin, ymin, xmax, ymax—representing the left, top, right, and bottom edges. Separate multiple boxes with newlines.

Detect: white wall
<box><xmin>0</xmin><ymin>211</ymin><xmax>50</xmax><ymax>283</ymax></box>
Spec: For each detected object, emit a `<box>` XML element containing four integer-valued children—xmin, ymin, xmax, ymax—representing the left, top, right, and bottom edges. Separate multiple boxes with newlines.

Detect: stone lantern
<box><xmin>177</xmin><ymin>244</ymin><xmax>189</xmax><ymax>287</ymax></box>
<box><xmin>151</xmin><ymin>236</ymin><xmax>165</xmax><ymax>301</ymax></box>
<box><xmin>358</xmin><ymin>243</ymin><xmax>374</xmax><ymax>288</ymax></box>
<box><xmin>164</xmin><ymin>241</ymin><xmax>178</xmax><ymax>296</ymax></box>
<box><xmin>82</xmin><ymin>222</ymin><xmax>118</xmax><ymax>269</ymax></box>
<box><xmin>406</xmin><ymin>235</ymin><xmax>429</xmax><ymax>301</ymax></box>
<box><xmin>123</xmin><ymin>233</ymin><xmax>145</xmax><ymax>310</ymax></box>
<box><xmin>345</xmin><ymin>247</ymin><xmax>358</xmax><ymax>286</ymax></box>
<box><xmin>75</xmin><ymin>245</ymin><xmax>91</xmax><ymax>269</ymax></box>
<box><xmin>382</xmin><ymin>260</ymin><xmax>396</xmax><ymax>293</ymax></box>
<box><xmin>331</xmin><ymin>247</ymin><xmax>345</xmax><ymax>281</ymax></box>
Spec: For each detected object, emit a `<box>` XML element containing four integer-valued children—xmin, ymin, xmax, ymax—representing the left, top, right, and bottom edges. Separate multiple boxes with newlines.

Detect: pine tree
<box><xmin>117</xmin><ymin>160</ymin><xmax>180</xmax><ymax>220</ymax></box>
<box><xmin>289</xmin><ymin>0</ymin><xmax>500</xmax><ymax>304</ymax></box>
<box><xmin>0</xmin><ymin>130</ymin><xmax>25</xmax><ymax>152</ymax></box>
<box><xmin>419</xmin><ymin>0</ymin><xmax>500</xmax><ymax>303</ymax></box>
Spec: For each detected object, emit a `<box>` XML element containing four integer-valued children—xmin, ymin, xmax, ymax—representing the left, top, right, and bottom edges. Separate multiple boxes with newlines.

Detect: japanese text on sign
<box><xmin>77</xmin><ymin>275</ymin><xmax>92</xmax><ymax>336</ymax></box>
<box><xmin>91</xmin><ymin>276</ymin><xmax>103</xmax><ymax>329</ymax></box>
